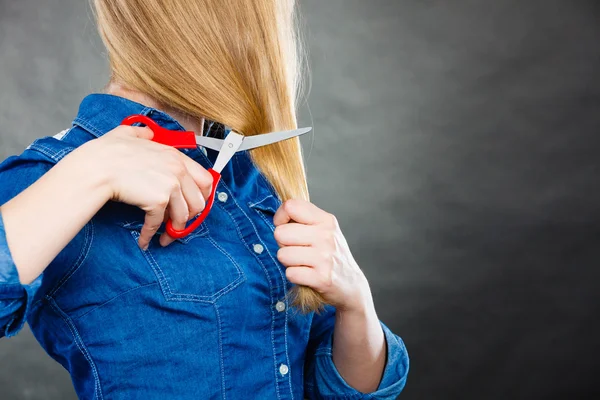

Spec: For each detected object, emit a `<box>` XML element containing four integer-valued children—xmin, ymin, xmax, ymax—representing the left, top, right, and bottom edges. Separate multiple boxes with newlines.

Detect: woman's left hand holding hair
<box><xmin>273</xmin><ymin>199</ymin><xmax>372</xmax><ymax>313</ymax></box>
<box><xmin>273</xmin><ymin>199</ymin><xmax>388</xmax><ymax>393</ymax></box>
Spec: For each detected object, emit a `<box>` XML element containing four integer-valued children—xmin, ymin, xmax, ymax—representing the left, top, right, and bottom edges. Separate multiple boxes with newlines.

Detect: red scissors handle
<box><xmin>121</xmin><ymin>114</ymin><xmax>219</xmax><ymax>239</ymax></box>
<box><xmin>121</xmin><ymin>114</ymin><xmax>197</xmax><ymax>149</ymax></box>
<box><xmin>165</xmin><ymin>168</ymin><xmax>221</xmax><ymax>238</ymax></box>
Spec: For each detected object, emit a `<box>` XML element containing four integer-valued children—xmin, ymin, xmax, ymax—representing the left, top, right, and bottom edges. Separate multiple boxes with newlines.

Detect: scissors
<box><xmin>121</xmin><ymin>114</ymin><xmax>312</xmax><ymax>239</ymax></box>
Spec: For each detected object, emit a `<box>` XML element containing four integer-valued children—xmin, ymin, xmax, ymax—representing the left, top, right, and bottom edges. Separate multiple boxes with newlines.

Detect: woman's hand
<box><xmin>1</xmin><ymin>124</ymin><xmax>211</xmax><ymax>284</ymax></box>
<box><xmin>273</xmin><ymin>199</ymin><xmax>387</xmax><ymax>393</ymax></box>
<box><xmin>272</xmin><ymin>199</ymin><xmax>373</xmax><ymax>313</ymax></box>
<box><xmin>78</xmin><ymin>125</ymin><xmax>213</xmax><ymax>249</ymax></box>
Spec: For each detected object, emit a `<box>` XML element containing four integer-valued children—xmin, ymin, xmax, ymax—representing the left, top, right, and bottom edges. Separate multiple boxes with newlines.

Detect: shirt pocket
<box><xmin>248</xmin><ymin>193</ymin><xmax>282</xmax><ymax>232</ymax></box>
<box><xmin>115</xmin><ymin>219</ymin><xmax>245</xmax><ymax>303</ymax></box>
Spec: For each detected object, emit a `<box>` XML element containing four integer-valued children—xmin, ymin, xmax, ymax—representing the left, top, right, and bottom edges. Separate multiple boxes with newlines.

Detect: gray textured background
<box><xmin>1</xmin><ymin>0</ymin><xmax>600</xmax><ymax>399</ymax></box>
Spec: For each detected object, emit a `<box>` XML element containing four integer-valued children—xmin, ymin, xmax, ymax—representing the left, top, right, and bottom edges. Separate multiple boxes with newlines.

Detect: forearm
<box><xmin>0</xmin><ymin>144</ymin><xmax>110</xmax><ymax>285</ymax></box>
<box><xmin>332</xmin><ymin>299</ymin><xmax>387</xmax><ymax>393</ymax></box>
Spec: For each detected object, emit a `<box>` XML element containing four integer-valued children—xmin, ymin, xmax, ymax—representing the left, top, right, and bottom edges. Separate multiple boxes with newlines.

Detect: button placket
<box><xmin>213</xmin><ymin>180</ymin><xmax>293</xmax><ymax>398</ymax></box>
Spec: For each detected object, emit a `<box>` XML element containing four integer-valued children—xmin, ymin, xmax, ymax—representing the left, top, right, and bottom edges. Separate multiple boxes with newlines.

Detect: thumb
<box><xmin>131</xmin><ymin>126</ymin><xmax>155</xmax><ymax>140</ymax></box>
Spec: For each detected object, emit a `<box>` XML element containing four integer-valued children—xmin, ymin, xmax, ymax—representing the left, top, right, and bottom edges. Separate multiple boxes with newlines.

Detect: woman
<box><xmin>0</xmin><ymin>0</ymin><xmax>409</xmax><ymax>398</ymax></box>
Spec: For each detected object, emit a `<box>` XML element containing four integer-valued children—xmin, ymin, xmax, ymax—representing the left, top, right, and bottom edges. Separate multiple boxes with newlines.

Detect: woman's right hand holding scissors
<box><xmin>81</xmin><ymin>125</ymin><xmax>213</xmax><ymax>250</ymax></box>
<box><xmin>1</xmin><ymin>124</ymin><xmax>212</xmax><ymax>285</ymax></box>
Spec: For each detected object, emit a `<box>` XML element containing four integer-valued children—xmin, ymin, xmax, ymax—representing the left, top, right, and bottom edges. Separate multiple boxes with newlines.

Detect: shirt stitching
<box><xmin>215</xmin><ymin>183</ymin><xmax>285</xmax><ymax>400</ymax></box>
<box><xmin>244</xmin><ymin>195</ymin><xmax>293</xmax><ymax>398</ymax></box>
<box><xmin>72</xmin><ymin>117</ymin><xmax>104</xmax><ymax>138</ymax></box>
<box><xmin>28</xmin><ymin>143</ymin><xmax>61</xmax><ymax>162</ymax></box>
<box><xmin>48</xmin><ymin>298</ymin><xmax>104</xmax><ymax>400</ymax></box>
<box><xmin>47</xmin><ymin>219</ymin><xmax>94</xmax><ymax>298</ymax></box>
<box><xmin>131</xmin><ymin>231</ymin><xmax>244</xmax><ymax>303</ymax></box>
<box><xmin>204</xmin><ymin>236</ymin><xmax>246</xmax><ymax>300</ymax></box>
<box><xmin>131</xmin><ymin>231</ymin><xmax>191</xmax><ymax>302</ymax></box>
<box><xmin>213</xmin><ymin>303</ymin><xmax>227</xmax><ymax>400</ymax></box>
<box><xmin>72</xmin><ymin>282</ymin><xmax>159</xmax><ymax>321</ymax></box>
<box><xmin>247</xmin><ymin>199</ymin><xmax>294</xmax><ymax>398</ymax></box>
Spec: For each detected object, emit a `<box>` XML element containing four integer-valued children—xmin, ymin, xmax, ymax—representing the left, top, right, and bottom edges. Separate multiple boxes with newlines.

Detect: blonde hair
<box><xmin>92</xmin><ymin>0</ymin><xmax>324</xmax><ymax>312</ymax></box>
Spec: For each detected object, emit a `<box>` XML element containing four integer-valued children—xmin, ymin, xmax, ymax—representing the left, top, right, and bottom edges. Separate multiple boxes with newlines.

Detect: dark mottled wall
<box><xmin>1</xmin><ymin>0</ymin><xmax>599</xmax><ymax>399</ymax></box>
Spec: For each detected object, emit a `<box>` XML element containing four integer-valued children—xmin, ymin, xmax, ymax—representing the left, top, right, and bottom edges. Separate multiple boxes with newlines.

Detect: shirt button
<box><xmin>253</xmin><ymin>243</ymin><xmax>264</xmax><ymax>254</ymax></box>
<box><xmin>275</xmin><ymin>301</ymin><xmax>286</xmax><ymax>312</ymax></box>
<box><xmin>217</xmin><ymin>192</ymin><xmax>228</xmax><ymax>202</ymax></box>
<box><xmin>279</xmin><ymin>364</ymin><xmax>289</xmax><ymax>376</ymax></box>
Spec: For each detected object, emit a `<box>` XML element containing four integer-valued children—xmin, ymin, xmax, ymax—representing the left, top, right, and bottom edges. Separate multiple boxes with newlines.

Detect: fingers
<box><xmin>159</xmin><ymin>185</ymin><xmax>189</xmax><ymax>247</ymax></box>
<box><xmin>138</xmin><ymin>177</ymin><xmax>198</xmax><ymax>249</ymax></box>
<box><xmin>180</xmin><ymin>173</ymin><xmax>206</xmax><ymax>217</ymax></box>
<box><xmin>111</xmin><ymin>125</ymin><xmax>154</xmax><ymax>140</ymax></box>
<box><xmin>107</xmin><ymin>129</ymin><xmax>212</xmax><ymax>247</ymax></box>
<box><xmin>138</xmin><ymin>204</ymin><xmax>168</xmax><ymax>250</ymax></box>
<box><xmin>273</xmin><ymin>223</ymin><xmax>318</xmax><ymax>247</ymax></box>
<box><xmin>178</xmin><ymin>152</ymin><xmax>213</xmax><ymax>200</ymax></box>
<box><xmin>277</xmin><ymin>246</ymin><xmax>327</xmax><ymax>269</ymax></box>
<box><xmin>132</xmin><ymin>126</ymin><xmax>155</xmax><ymax>140</ymax></box>
<box><xmin>285</xmin><ymin>266</ymin><xmax>330</xmax><ymax>292</ymax></box>
<box><xmin>273</xmin><ymin>201</ymin><xmax>293</xmax><ymax>226</ymax></box>
<box><xmin>273</xmin><ymin>199</ymin><xmax>331</xmax><ymax>227</ymax></box>
<box><xmin>278</xmin><ymin>246</ymin><xmax>334</xmax><ymax>293</ymax></box>
<box><xmin>159</xmin><ymin>157</ymin><xmax>208</xmax><ymax>246</ymax></box>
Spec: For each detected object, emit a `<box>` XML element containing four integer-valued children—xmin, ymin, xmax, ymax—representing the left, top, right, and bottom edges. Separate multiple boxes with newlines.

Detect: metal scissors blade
<box><xmin>192</xmin><ymin>136</ymin><xmax>227</xmax><ymax>152</ymax></box>
<box><xmin>211</xmin><ymin>131</ymin><xmax>245</xmax><ymax>173</ymax></box>
<box><xmin>195</xmin><ymin>127</ymin><xmax>312</xmax><ymax>152</ymax></box>
<box><xmin>237</xmin><ymin>127</ymin><xmax>312</xmax><ymax>151</ymax></box>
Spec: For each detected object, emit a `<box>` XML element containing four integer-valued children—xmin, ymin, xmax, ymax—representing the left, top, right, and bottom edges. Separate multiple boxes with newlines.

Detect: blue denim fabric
<box><xmin>0</xmin><ymin>94</ymin><xmax>409</xmax><ymax>399</ymax></box>
<box><xmin>0</xmin><ymin>212</ymin><xmax>44</xmax><ymax>338</ymax></box>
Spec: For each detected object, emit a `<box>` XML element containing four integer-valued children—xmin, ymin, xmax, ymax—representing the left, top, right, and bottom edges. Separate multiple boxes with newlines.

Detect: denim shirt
<box><xmin>0</xmin><ymin>94</ymin><xmax>408</xmax><ymax>399</ymax></box>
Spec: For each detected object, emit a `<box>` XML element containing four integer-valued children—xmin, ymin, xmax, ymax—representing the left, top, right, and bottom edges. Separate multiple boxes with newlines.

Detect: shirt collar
<box><xmin>72</xmin><ymin>93</ymin><xmax>189</xmax><ymax>138</ymax></box>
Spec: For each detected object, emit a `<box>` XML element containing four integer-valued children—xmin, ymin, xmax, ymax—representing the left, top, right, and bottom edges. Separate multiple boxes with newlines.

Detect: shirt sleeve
<box><xmin>304</xmin><ymin>305</ymin><xmax>409</xmax><ymax>400</ymax></box>
<box><xmin>0</xmin><ymin>211</ymin><xmax>43</xmax><ymax>338</ymax></box>
<box><xmin>0</xmin><ymin>152</ymin><xmax>53</xmax><ymax>338</ymax></box>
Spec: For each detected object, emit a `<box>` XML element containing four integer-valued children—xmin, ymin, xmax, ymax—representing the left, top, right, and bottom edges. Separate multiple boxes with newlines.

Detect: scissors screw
<box><xmin>228</xmin><ymin>143</ymin><xmax>233</xmax><ymax>148</ymax></box>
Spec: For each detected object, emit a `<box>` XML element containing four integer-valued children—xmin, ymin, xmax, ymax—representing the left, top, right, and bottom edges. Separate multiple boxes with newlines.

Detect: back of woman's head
<box><xmin>92</xmin><ymin>0</ymin><xmax>324</xmax><ymax>312</ymax></box>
